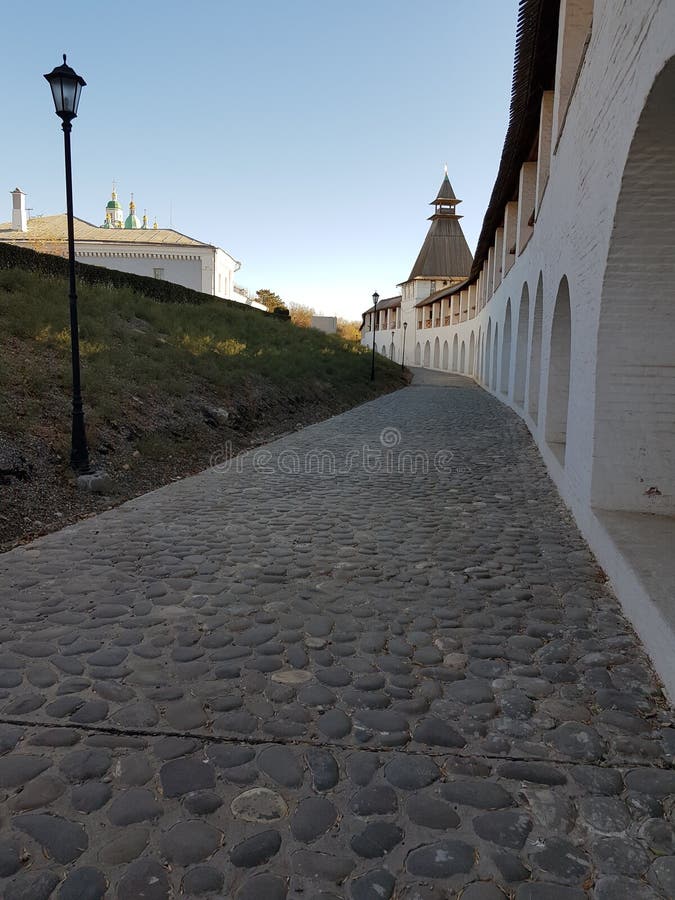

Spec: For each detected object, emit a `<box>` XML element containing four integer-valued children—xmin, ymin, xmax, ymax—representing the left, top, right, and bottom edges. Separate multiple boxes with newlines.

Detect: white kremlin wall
<box><xmin>370</xmin><ymin>0</ymin><xmax>675</xmax><ymax>696</ymax></box>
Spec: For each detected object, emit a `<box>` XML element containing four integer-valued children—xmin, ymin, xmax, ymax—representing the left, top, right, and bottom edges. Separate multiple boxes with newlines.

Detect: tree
<box><xmin>255</xmin><ymin>289</ymin><xmax>287</xmax><ymax>313</ymax></box>
<box><xmin>336</xmin><ymin>318</ymin><xmax>362</xmax><ymax>342</ymax></box>
<box><xmin>288</xmin><ymin>303</ymin><xmax>315</xmax><ymax>328</ymax></box>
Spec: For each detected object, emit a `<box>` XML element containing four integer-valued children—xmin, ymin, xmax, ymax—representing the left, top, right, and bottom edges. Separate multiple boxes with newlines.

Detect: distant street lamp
<box><xmin>401</xmin><ymin>321</ymin><xmax>408</xmax><ymax>371</ymax></box>
<box><xmin>44</xmin><ymin>55</ymin><xmax>90</xmax><ymax>473</ymax></box>
<box><xmin>370</xmin><ymin>292</ymin><xmax>379</xmax><ymax>381</ymax></box>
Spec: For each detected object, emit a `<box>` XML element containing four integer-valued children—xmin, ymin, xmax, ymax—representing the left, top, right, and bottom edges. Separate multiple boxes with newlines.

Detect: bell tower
<box><xmin>104</xmin><ymin>183</ymin><xmax>124</xmax><ymax>228</ymax></box>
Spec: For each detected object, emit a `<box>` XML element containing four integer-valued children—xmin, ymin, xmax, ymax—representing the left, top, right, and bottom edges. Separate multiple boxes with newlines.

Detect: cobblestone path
<box><xmin>0</xmin><ymin>371</ymin><xmax>673</xmax><ymax>900</ymax></box>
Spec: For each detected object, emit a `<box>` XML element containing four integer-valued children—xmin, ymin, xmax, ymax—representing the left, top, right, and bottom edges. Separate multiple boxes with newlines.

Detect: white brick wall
<box><xmin>362</xmin><ymin>0</ymin><xmax>675</xmax><ymax>694</ymax></box>
<box><xmin>593</xmin><ymin>53</ymin><xmax>675</xmax><ymax>515</ymax></box>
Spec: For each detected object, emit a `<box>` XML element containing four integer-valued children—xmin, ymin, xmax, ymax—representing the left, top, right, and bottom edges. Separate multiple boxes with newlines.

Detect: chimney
<box><xmin>11</xmin><ymin>188</ymin><xmax>27</xmax><ymax>232</ymax></box>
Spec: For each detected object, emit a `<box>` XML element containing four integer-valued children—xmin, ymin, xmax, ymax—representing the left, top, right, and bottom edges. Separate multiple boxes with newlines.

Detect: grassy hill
<box><xmin>0</xmin><ymin>252</ymin><xmax>405</xmax><ymax>549</ymax></box>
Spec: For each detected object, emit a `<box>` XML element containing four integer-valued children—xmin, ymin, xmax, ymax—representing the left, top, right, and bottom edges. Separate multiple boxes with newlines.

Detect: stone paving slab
<box><xmin>0</xmin><ymin>374</ymin><xmax>673</xmax><ymax>898</ymax></box>
<box><xmin>0</xmin><ymin>720</ymin><xmax>674</xmax><ymax>899</ymax></box>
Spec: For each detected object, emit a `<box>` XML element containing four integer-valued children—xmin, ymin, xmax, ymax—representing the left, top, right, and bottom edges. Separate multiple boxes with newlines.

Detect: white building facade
<box><xmin>363</xmin><ymin>0</ymin><xmax>675</xmax><ymax>696</ymax></box>
<box><xmin>0</xmin><ymin>188</ymin><xmax>257</xmax><ymax>307</ymax></box>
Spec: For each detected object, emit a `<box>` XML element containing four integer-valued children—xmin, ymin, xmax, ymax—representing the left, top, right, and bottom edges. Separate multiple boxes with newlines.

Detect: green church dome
<box><xmin>107</xmin><ymin>199</ymin><xmax>122</xmax><ymax>209</ymax></box>
<box><xmin>125</xmin><ymin>214</ymin><xmax>141</xmax><ymax>229</ymax></box>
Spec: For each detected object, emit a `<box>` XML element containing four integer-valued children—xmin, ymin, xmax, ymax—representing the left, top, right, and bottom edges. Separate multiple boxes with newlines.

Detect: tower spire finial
<box><xmin>444</xmin><ymin>163</ymin><xmax>448</xmax><ymax>176</ymax></box>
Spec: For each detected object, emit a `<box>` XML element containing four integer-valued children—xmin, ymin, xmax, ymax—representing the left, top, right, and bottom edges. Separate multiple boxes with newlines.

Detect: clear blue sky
<box><xmin>5</xmin><ymin>0</ymin><xmax>519</xmax><ymax>320</ymax></box>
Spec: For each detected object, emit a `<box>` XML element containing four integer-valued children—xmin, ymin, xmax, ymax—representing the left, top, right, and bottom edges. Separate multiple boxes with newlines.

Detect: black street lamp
<box><xmin>44</xmin><ymin>55</ymin><xmax>90</xmax><ymax>473</ymax></box>
<box><xmin>401</xmin><ymin>321</ymin><xmax>408</xmax><ymax>371</ymax></box>
<box><xmin>391</xmin><ymin>330</ymin><xmax>394</xmax><ymax>360</ymax></box>
<box><xmin>370</xmin><ymin>292</ymin><xmax>379</xmax><ymax>381</ymax></box>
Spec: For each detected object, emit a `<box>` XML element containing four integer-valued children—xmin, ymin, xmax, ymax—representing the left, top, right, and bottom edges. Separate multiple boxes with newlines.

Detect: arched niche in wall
<box><xmin>501</xmin><ymin>299</ymin><xmax>512</xmax><ymax>395</ymax></box>
<box><xmin>514</xmin><ymin>283</ymin><xmax>530</xmax><ymax>407</ymax></box>
<box><xmin>545</xmin><ymin>276</ymin><xmax>572</xmax><ymax>465</ymax></box>
<box><xmin>528</xmin><ymin>273</ymin><xmax>544</xmax><ymax>422</ymax></box>
<box><xmin>485</xmin><ymin>319</ymin><xmax>493</xmax><ymax>385</ymax></box>
<box><xmin>593</xmin><ymin>56</ymin><xmax>675</xmax><ymax>515</ymax></box>
<box><xmin>491</xmin><ymin>323</ymin><xmax>499</xmax><ymax>391</ymax></box>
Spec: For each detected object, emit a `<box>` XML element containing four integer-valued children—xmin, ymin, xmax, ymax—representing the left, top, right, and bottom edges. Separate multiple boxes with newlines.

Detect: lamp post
<box><xmin>44</xmin><ymin>55</ymin><xmax>90</xmax><ymax>473</ymax></box>
<box><xmin>370</xmin><ymin>291</ymin><xmax>379</xmax><ymax>381</ymax></box>
<box><xmin>401</xmin><ymin>321</ymin><xmax>408</xmax><ymax>371</ymax></box>
<box><xmin>391</xmin><ymin>330</ymin><xmax>394</xmax><ymax>360</ymax></box>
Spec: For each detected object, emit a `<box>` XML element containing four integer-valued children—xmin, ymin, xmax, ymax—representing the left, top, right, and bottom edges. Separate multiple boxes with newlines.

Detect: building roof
<box><xmin>0</xmin><ymin>213</ymin><xmax>215</xmax><ymax>248</ymax></box>
<box><xmin>405</xmin><ymin>171</ymin><xmax>474</xmax><ymax>281</ymax></box>
<box><xmin>400</xmin><ymin>0</ymin><xmax>560</xmax><ymax>309</ymax></box>
<box><xmin>442</xmin><ymin>0</ymin><xmax>560</xmax><ymax>305</ymax></box>
<box><xmin>432</xmin><ymin>172</ymin><xmax>460</xmax><ymax>205</ymax></box>
<box><xmin>414</xmin><ymin>281</ymin><xmax>466</xmax><ymax>309</ymax></box>
<box><xmin>362</xmin><ymin>294</ymin><xmax>401</xmax><ymax>315</ymax></box>
<box><xmin>407</xmin><ymin>214</ymin><xmax>473</xmax><ymax>281</ymax></box>
<box><xmin>470</xmin><ymin>0</ymin><xmax>559</xmax><ymax>280</ymax></box>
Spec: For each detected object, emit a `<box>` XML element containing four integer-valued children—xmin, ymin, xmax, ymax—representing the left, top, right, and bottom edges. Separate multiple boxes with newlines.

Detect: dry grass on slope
<box><xmin>0</xmin><ymin>267</ymin><xmax>406</xmax><ymax>549</ymax></box>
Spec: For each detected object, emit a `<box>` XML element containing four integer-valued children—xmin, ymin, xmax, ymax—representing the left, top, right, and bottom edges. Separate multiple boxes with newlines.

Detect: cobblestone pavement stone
<box><xmin>0</xmin><ymin>370</ymin><xmax>673</xmax><ymax>899</ymax></box>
